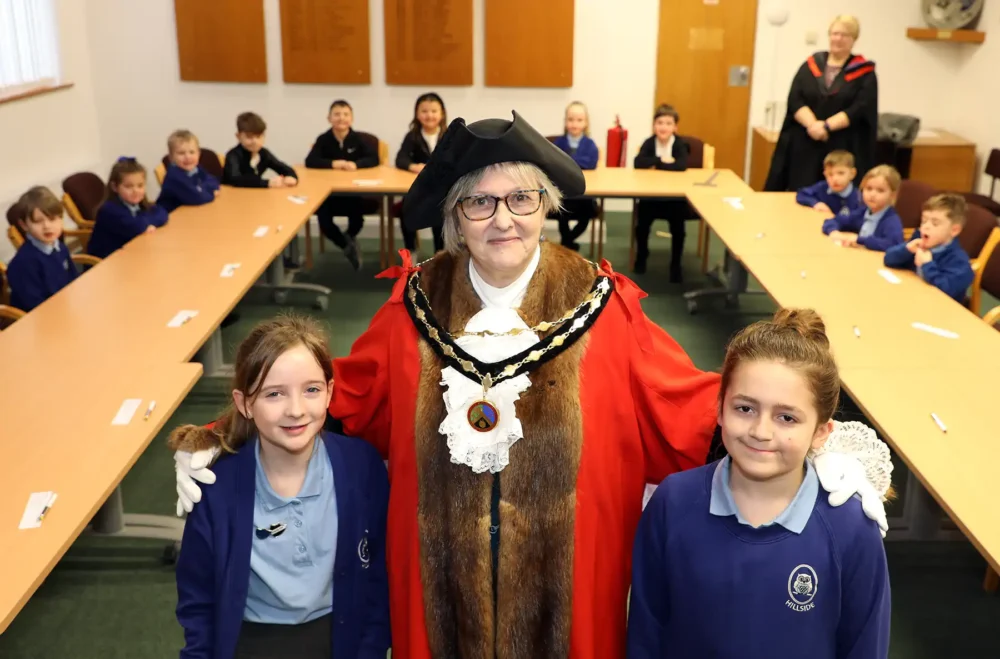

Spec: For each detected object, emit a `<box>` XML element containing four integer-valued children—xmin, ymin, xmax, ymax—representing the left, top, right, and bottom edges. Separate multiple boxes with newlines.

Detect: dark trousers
<box><xmin>234</xmin><ymin>613</ymin><xmax>331</xmax><ymax>659</ymax></box>
<box><xmin>401</xmin><ymin>224</ymin><xmax>444</xmax><ymax>252</ymax></box>
<box><xmin>316</xmin><ymin>195</ymin><xmax>364</xmax><ymax>249</ymax></box>
<box><xmin>551</xmin><ymin>198</ymin><xmax>598</xmax><ymax>247</ymax></box>
<box><xmin>635</xmin><ymin>198</ymin><xmax>696</xmax><ymax>268</ymax></box>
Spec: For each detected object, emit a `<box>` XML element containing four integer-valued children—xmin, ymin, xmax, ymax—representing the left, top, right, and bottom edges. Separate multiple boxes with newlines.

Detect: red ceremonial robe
<box><xmin>330</xmin><ymin>243</ymin><xmax>720</xmax><ymax>659</ymax></box>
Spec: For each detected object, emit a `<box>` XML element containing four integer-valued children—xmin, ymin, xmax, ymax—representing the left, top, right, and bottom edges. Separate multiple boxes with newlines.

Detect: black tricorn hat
<box><xmin>401</xmin><ymin>111</ymin><xmax>586</xmax><ymax>230</ymax></box>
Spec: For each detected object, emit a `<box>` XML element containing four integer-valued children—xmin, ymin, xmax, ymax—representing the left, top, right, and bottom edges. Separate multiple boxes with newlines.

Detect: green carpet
<box><xmin>1</xmin><ymin>214</ymin><xmax>997</xmax><ymax>658</ymax></box>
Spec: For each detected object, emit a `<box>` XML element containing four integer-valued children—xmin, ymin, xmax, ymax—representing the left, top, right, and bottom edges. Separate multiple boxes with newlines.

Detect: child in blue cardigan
<box><xmin>628</xmin><ymin>308</ymin><xmax>891</xmax><ymax>659</ymax></box>
<box><xmin>551</xmin><ymin>101</ymin><xmax>599</xmax><ymax>251</ymax></box>
<box><xmin>884</xmin><ymin>193</ymin><xmax>974</xmax><ymax>302</ymax></box>
<box><xmin>157</xmin><ymin>129</ymin><xmax>221</xmax><ymax>213</ymax></box>
<box><xmin>796</xmin><ymin>150</ymin><xmax>862</xmax><ymax>218</ymax></box>
<box><xmin>87</xmin><ymin>158</ymin><xmax>168</xmax><ymax>259</ymax></box>
<box><xmin>172</xmin><ymin>315</ymin><xmax>390</xmax><ymax>659</ymax></box>
<box><xmin>822</xmin><ymin>165</ymin><xmax>904</xmax><ymax>252</ymax></box>
<box><xmin>6</xmin><ymin>187</ymin><xmax>79</xmax><ymax>312</ymax></box>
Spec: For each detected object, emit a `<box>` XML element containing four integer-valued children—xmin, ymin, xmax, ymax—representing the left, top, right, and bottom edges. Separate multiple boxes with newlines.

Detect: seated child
<box><xmin>6</xmin><ymin>187</ymin><xmax>79</xmax><ymax>311</ymax></box>
<box><xmin>395</xmin><ymin>92</ymin><xmax>447</xmax><ymax>253</ymax></box>
<box><xmin>796</xmin><ymin>150</ymin><xmax>862</xmax><ymax>218</ymax></box>
<box><xmin>550</xmin><ymin>101</ymin><xmax>599</xmax><ymax>251</ymax></box>
<box><xmin>87</xmin><ymin>158</ymin><xmax>168</xmax><ymax>259</ymax></box>
<box><xmin>223</xmin><ymin>112</ymin><xmax>298</xmax><ymax>189</ymax></box>
<box><xmin>633</xmin><ymin>103</ymin><xmax>693</xmax><ymax>280</ymax></box>
<box><xmin>157</xmin><ymin>129</ymin><xmax>221</xmax><ymax>213</ymax></box>
<box><xmin>628</xmin><ymin>308</ymin><xmax>891</xmax><ymax>659</ymax></box>
<box><xmin>306</xmin><ymin>100</ymin><xmax>378</xmax><ymax>270</ymax></box>
<box><xmin>173</xmin><ymin>315</ymin><xmax>390</xmax><ymax>659</ymax></box>
<box><xmin>822</xmin><ymin>165</ymin><xmax>904</xmax><ymax>252</ymax></box>
<box><xmin>884</xmin><ymin>193</ymin><xmax>974</xmax><ymax>302</ymax></box>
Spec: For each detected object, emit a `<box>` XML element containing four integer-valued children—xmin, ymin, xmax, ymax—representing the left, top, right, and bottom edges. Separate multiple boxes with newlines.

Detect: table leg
<box><xmin>253</xmin><ymin>256</ymin><xmax>331</xmax><ymax>311</ymax></box>
<box><xmin>89</xmin><ymin>485</ymin><xmax>185</xmax><ymax>541</ymax></box>
<box><xmin>683</xmin><ymin>249</ymin><xmax>766</xmax><ymax>314</ymax></box>
<box><xmin>194</xmin><ymin>328</ymin><xmax>229</xmax><ymax>377</ymax></box>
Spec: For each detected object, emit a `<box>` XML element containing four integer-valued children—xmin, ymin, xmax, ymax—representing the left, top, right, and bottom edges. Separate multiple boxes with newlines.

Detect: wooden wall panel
<box><xmin>384</xmin><ymin>0</ymin><xmax>473</xmax><ymax>86</ymax></box>
<box><xmin>484</xmin><ymin>0</ymin><xmax>574</xmax><ymax>88</ymax></box>
<box><xmin>280</xmin><ymin>0</ymin><xmax>371</xmax><ymax>84</ymax></box>
<box><xmin>174</xmin><ymin>0</ymin><xmax>267</xmax><ymax>83</ymax></box>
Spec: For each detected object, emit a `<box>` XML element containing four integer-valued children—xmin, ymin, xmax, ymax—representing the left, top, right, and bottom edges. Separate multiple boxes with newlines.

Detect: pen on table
<box><xmin>143</xmin><ymin>400</ymin><xmax>157</xmax><ymax>421</ymax></box>
<box><xmin>37</xmin><ymin>493</ymin><xmax>58</xmax><ymax>522</ymax></box>
<box><xmin>181</xmin><ymin>314</ymin><xmax>193</xmax><ymax>325</ymax></box>
<box><xmin>930</xmin><ymin>412</ymin><xmax>947</xmax><ymax>433</ymax></box>
<box><xmin>853</xmin><ymin>325</ymin><xmax>861</xmax><ymax>338</ymax></box>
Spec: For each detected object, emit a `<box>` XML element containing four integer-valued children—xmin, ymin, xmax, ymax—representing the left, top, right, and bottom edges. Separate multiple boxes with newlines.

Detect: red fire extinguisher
<box><xmin>606</xmin><ymin>115</ymin><xmax>628</xmax><ymax>168</ymax></box>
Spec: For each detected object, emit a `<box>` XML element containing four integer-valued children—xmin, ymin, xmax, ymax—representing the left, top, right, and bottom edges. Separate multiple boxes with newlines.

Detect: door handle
<box><xmin>728</xmin><ymin>65</ymin><xmax>750</xmax><ymax>87</ymax></box>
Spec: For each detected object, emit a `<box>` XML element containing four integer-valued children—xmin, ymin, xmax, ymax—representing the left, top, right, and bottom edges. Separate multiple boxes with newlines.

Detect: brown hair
<box><xmin>654</xmin><ymin>103</ymin><xmax>679</xmax><ymax>123</ymax></box>
<box><xmin>408</xmin><ymin>92</ymin><xmax>447</xmax><ymax>137</ymax></box>
<box><xmin>861</xmin><ymin>165</ymin><xmax>902</xmax><ymax>194</ymax></box>
<box><xmin>923</xmin><ymin>193</ymin><xmax>967</xmax><ymax>227</ymax></box>
<box><xmin>173</xmin><ymin>316</ymin><xmax>334</xmax><ymax>455</ymax></box>
<box><xmin>720</xmin><ymin>308</ymin><xmax>840</xmax><ymax>427</ymax></box>
<box><xmin>236</xmin><ymin>112</ymin><xmax>267</xmax><ymax>135</ymax></box>
<box><xmin>168</xmin><ymin>129</ymin><xmax>199</xmax><ymax>154</ymax></box>
<box><xmin>18</xmin><ymin>186</ymin><xmax>64</xmax><ymax>223</ymax></box>
<box><xmin>103</xmin><ymin>158</ymin><xmax>152</xmax><ymax>210</ymax></box>
<box><xmin>823</xmin><ymin>150</ymin><xmax>855</xmax><ymax>169</ymax></box>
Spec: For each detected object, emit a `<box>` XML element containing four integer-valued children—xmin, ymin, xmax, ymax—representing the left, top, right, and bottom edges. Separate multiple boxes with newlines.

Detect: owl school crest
<box><xmin>786</xmin><ymin>564</ymin><xmax>818</xmax><ymax>612</ymax></box>
<box><xmin>358</xmin><ymin>531</ymin><xmax>371</xmax><ymax>569</ymax></box>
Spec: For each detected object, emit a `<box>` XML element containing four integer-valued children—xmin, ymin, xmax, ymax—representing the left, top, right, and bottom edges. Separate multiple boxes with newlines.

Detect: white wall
<box><xmin>0</xmin><ymin>0</ymin><xmax>103</xmax><ymax>262</ymax></box>
<box><xmin>750</xmin><ymin>0</ymin><xmax>1000</xmax><ymax>194</ymax></box>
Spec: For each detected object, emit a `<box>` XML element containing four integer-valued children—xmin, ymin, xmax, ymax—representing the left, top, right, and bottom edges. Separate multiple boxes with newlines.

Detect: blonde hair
<box><xmin>861</xmin><ymin>165</ymin><xmax>901</xmax><ymax>194</ymax></box>
<box><xmin>564</xmin><ymin>101</ymin><xmax>590</xmax><ymax>137</ymax></box>
<box><xmin>823</xmin><ymin>150</ymin><xmax>855</xmax><ymax>169</ymax></box>
<box><xmin>168</xmin><ymin>129</ymin><xmax>199</xmax><ymax>154</ymax></box>
<box><xmin>924</xmin><ymin>193</ymin><xmax>967</xmax><ymax>227</ymax></box>
<box><xmin>441</xmin><ymin>162</ymin><xmax>563</xmax><ymax>254</ymax></box>
<box><xmin>829</xmin><ymin>14</ymin><xmax>860</xmax><ymax>40</ymax></box>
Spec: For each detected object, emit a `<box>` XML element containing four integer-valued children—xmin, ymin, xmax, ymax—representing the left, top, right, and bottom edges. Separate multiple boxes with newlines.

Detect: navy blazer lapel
<box><xmin>232</xmin><ymin>439</ymin><xmax>257</xmax><ymax>607</ymax></box>
<box><xmin>323</xmin><ymin>433</ymin><xmax>358</xmax><ymax>578</ymax></box>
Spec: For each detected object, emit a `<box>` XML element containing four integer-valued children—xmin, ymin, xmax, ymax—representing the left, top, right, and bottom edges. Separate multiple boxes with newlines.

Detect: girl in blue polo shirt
<box><xmin>172</xmin><ymin>316</ymin><xmax>389</xmax><ymax>659</ymax></box>
<box><xmin>628</xmin><ymin>308</ymin><xmax>892</xmax><ymax>659</ymax></box>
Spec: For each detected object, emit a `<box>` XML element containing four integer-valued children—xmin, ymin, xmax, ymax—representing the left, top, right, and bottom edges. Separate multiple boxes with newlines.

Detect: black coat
<box><xmin>764</xmin><ymin>51</ymin><xmax>878</xmax><ymax>192</ymax></box>
<box><xmin>634</xmin><ymin>135</ymin><xmax>691</xmax><ymax>171</ymax></box>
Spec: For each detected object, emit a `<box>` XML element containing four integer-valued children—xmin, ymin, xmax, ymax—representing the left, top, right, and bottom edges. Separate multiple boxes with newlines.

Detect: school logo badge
<box><xmin>839</xmin><ymin>207</ymin><xmax>851</xmax><ymax>217</ymax></box>
<box><xmin>786</xmin><ymin>564</ymin><xmax>818</xmax><ymax>612</ymax></box>
<box><xmin>358</xmin><ymin>530</ymin><xmax>371</xmax><ymax>569</ymax></box>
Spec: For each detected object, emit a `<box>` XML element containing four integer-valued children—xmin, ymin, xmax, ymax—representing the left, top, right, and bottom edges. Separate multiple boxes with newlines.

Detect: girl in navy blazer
<box><xmin>550</xmin><ymin>101</ymin><xmax>600</xmax><ymax>251</ymax></box>
<box><xmin>172</xmin><ymin>316</ymin><xmax>390</xmax><ymax>659</ymax></box>
<box><xmin>822</xmin><ymin>165</ymin><xmax>904</xmax><ymax>252</ymax></box>
<box><xmin>395</xmin><ymin>92</ymin><xmax>448</xmax><ymax>253</ymax></box>
<box><xmin>87</xmin><ymin>158</ymin><xmax>168</xmax><ymax>259</ymax></box>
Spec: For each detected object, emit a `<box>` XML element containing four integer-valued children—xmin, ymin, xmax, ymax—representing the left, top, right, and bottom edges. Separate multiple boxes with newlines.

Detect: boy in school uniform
<box><xmin>223</xmin><ymin>112</ymin><xmax>299</xmax><ymax>189</ymax></box>
<box><xmin>6</xmin><ymin>187</ymin><xmax>79</xmax><ymax>312</ymax></box>
<box><xmin>884</xmin><ymin>193</ymin><xmax>974</xmax><ymax>302</ymax></box>
<box><xmin>796</xmin><ymin>150</ymin><xmax>862</xmax><ymax>218</ymax></box>
<box><xmin>305</xmin><ymin>100</ymin><xmax>378</xmax><ymax>270</ymax></box>
<box><xmin>157</xmin><ymin>129</ymin><xmax>221</xmax><ymax>213</ymax></box>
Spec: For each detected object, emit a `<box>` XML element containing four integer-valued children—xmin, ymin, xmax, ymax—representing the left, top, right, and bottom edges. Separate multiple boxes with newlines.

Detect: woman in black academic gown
<box><xmin>764</xmin><ymin>14</ymin><xmax>878</xmax><ymax>192</ymax></box>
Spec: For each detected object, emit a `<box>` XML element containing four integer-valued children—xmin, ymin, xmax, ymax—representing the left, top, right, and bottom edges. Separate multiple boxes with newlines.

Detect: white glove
<box><xmin>813</xmin><ymin>451</ymin><xmax>889</xmax><ymax>538</ymax></box>
<box><xmin>175</xmin><ymin>447</ymin><xmax>220</xmax><ymax>517</ymax></box>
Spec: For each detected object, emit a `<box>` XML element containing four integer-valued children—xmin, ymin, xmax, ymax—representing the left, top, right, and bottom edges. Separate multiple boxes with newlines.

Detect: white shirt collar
<box><xmin>468</xmin><ymin>245</ymin><xmax>541</xmax><ymax>309</ymax></box>
<box><xmin>27</xmin><ymin>233</ymin><xmax>60</xmax><ymax>254</ymax></box>
<box><xmin>655</xmin><ymin>135</ymin><xmax>675</xmax><ymax>158</ymax></box>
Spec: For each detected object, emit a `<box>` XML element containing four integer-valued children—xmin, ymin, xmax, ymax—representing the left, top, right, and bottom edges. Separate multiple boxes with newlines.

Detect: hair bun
<box><xmin>772</xmin><ymin>308</ymin><xmax>829</xmax><ymax>347</ymax></box>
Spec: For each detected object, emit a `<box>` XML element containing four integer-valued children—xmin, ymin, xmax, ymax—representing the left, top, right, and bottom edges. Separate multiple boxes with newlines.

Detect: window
<box><xmin>0</xmin><ymin>0</ymin><xmax>61</xmax><ymax>98</ymax></box>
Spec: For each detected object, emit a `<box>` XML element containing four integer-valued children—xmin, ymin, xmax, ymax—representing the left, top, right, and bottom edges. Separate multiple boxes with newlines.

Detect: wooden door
<box><xmin>654</xmin><ymin>0</ymin><xmax>758</xmax><ymax>176</ymax></box>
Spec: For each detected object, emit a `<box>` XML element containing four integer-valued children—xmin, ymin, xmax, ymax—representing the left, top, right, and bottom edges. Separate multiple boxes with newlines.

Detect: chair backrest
<box><xmin>354</xmin><ymin>131</ymin><xmax>381</xmax><ymax>165</ymax></box>
<box><xmin>683</xmin><ymin>136</ymin><xmax>705</xmax><ymax>169</ymax></box>
<box><xmin>154</xmin><ymin>162</ymin><xmax>167</xmax><ymax>186</ymax></box>
<box><xmin>7</xmin><ymin>225</ymin><xmax>24</xmax><ymax>250</ymax></box>
<box><xmin>960</xmin><ymin>192</ymin><xmax>1000</xmax><ymax>218</ymax></box>
<box><xmin>979</xmin><ymin>236</ymin><xmax>1000</xmax><ymax>301</ymax></box>
<box><xmin>984</xmin><ymin>148</ymin><xmax>1000</xmax><ymax>180</ymax></box>
<box><xmin>159</xmin><ymin>147</ymin><xmax>225</xmax><ymax>180</ymax></box>
<box><xmin>5</xmin><ymin>200</ymin><xmax>26</xmax><ymax>229</ymax></box>
<box><xmin>62</xmin><ymin>172</ymin><xmax>105</xmax><ymax>223</ymax></box>
<box><xmin>895</xmin><ymin>179</ymin><xmax>936</xmax><ymax>230</ymax></box>
<box><xmin>958</xmin><ymin>204</ymin><xmax>1000</xmax><ymax>260</ymax></box>
<box><xmin>0</xmin><ymin>261</ymin><xmax>9</xmax><ymax>306</ymax></box>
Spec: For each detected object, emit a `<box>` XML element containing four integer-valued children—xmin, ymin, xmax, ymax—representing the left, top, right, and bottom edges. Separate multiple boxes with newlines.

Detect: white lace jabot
<box><xmin>439</xmin><ymin>247</ymin><xmax>542</xmax><ymax>473</ymax></box>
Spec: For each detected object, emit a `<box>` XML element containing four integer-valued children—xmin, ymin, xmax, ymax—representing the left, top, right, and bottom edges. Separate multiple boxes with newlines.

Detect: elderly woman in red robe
<box><xmin>173</xmin><ymin>111</ymin><xmax>886</xmax><ymax>659</ymax></box>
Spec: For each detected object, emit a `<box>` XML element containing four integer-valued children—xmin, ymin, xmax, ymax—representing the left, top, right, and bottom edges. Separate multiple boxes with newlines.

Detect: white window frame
<box><xmin>0</xmin><ymin>0</ymin><xmax>61</xmax><ymax>98</ymax></box>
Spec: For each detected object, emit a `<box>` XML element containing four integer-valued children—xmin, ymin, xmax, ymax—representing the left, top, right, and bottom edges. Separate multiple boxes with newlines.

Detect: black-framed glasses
<box><xmin>456</xmin><ymin>189</ymin><xmax>546</xmax><ymax>221</ymax></box>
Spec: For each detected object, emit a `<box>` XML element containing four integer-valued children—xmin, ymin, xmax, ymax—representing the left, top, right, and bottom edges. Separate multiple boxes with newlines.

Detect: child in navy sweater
<box><xmin>629</xmin><ymin>308</ymin><xmax>891</xmax><ymax>659</ymax></box>
<box><xmin>173</xmin><ymin>315</ymin><xmax>390</xmax><ymax>659</ymax></box>
<box><xmin>822</xmin><ymin>165</ymin><xmax>904</xmax><ymax>252</ymax></box>
<box><xmin>550</xmin><ymin>101</ymin><xmax>599</xmax><ymax>251</ymax></box>
<box><xmin>633</xmin><ymin>104</ymin><xmax>694</xmax><ymax>281</ymax></box>
<box><xmin>796</xmin><ymin>150</ymin><xmax>862</xmax><ymax>218</ymax></box>
<box><xmin>223</xmin><ymin>112</ymin><xmax>299</xmax><ymax>189</ymax></box>
<box><xmin>306</xmin><ymin>100</ymin><xmax>379</xmax><ymax>270</ymax></box>
<box><xmin>157</xmin><ymin>129</ymin><xmax>221</xmax><ymax>213</ymax></box>
<box><xmin>884</xmin><ymin>193</ymin><xmax>974</xmax><ymax>302</ymax></box>
<box><xmin>87</xmin><ymin>158</ymin><xmax>168</xmax><ymax>259</ymax></box>
<box><xmin>395</xmin><ymin>92</ymin><xmax>447</xmax><ymax>254</ymax></box>
<box><xmin>6</xmin><ymin>187</ymin><xmax>79</xmax><ymax>311</ymax></box>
